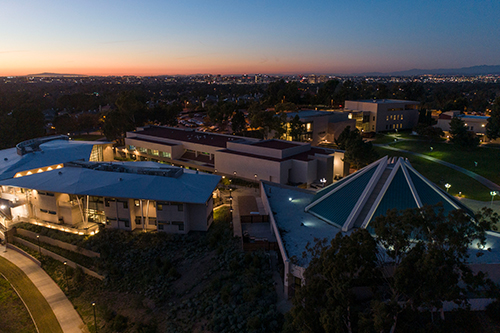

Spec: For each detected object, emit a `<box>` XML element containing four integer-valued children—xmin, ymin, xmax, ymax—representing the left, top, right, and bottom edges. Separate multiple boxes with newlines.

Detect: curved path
<box><xmin>0</xmin><ymin>246</ymin><xmax>87</xmax><ymax>333</ymax></box>
<box><xmin>375</xmin><ymin>144</ymin><xmax>500</xmax><ymax>192</ymax></box>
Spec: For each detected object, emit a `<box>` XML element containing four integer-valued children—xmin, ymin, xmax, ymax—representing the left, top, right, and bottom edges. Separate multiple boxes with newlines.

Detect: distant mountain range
<box><xmin>22</xmin><ymin>65</ymin><xmax>500</xmax><ymax>78</ymax></box>
<box><xmin>354</xmin><ymin>65</ymin><xmax>500</xmax><ymax>77</ymax></box>
<box><xmin>26</xmin><ymin>72</ymin><xmax>88</xmax><ymax>78</ymax></box>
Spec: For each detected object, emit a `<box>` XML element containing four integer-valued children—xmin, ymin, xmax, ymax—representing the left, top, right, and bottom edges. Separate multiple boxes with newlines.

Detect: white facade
<box><xmin>124</xmin><ymin>126</ymin><xmax>348</xmax><ymax>186</ymax></box>
<box><xmin>344</xmin><ymin>99</ymin><xmax>419</xmax><ymax>132</ymax></box>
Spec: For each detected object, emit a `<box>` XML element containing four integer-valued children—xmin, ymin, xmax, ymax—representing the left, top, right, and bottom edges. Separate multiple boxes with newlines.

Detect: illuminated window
<box><xmin>90</xmin><ymin>145</ymin><xmax>103</xmax><ymax>161</ymax></box>
<box><xmin>152</xmin><ymin>149</ymin><xmax>159</xmax><ymax>156</ymax></box>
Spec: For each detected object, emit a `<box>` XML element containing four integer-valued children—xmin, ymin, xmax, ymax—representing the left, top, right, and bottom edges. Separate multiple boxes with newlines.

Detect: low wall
<box><xmin>16</xmin><ymin>228</ymin><xmax>100</xmax><ymax>258</ymax></box>
<box><xmin>6</xmin><ymin>243</ymin><xmax>41</xmax><ymax>267</ymax></box>
<box><xmin>14</xmin><ymin>237</ymin><xmax>105</xmax><ymax>281</ymax></box>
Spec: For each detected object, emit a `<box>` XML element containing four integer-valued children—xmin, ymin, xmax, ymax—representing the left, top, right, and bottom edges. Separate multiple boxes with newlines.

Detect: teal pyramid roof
<box><xmin>305</xmin><ymin>156</ymin><xmax>469</xmax><ymax>232</ymax></box>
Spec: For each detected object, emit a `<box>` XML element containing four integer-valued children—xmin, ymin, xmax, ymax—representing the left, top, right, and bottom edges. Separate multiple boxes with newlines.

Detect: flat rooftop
<box><xmin>251</xmin><ymin>139</ymin><xmax>302</xmax><ymax>150</ymax></box>
<box><xmin>132</xmin><ymin>126</ymin><xmax>245</xmax><ymax>148</ymax></box>
<box><xmin>355</xmin><ymin>99</ymin><xmax>419</xmax><ymax>104</ymax></box>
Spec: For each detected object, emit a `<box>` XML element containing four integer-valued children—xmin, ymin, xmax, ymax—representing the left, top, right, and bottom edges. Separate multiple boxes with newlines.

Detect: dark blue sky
<box><xmin>2</xmin><ymin>0</ymin><xmax>499</xmax><ymax>75</ymax></box>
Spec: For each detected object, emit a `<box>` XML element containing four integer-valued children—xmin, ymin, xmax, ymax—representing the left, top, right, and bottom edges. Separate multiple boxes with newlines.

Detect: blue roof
<box><xmin>308</xmin><ymin>165</ymin><xmax>377</xmax><ymax>227</ymax></box>
<box><xmin>371</xmin><ymin>168</ymin><xmax>418</xmax><ymax>220</ymax></box>
<box><xmin>0</xmin><ymin>140</ymin><xmax>104</xmax><ymax>181</ymax></box>
<box><xmin>0</xmin><ymin>163</ymin><xmax>220</xmax><ymax>204</ymax></box>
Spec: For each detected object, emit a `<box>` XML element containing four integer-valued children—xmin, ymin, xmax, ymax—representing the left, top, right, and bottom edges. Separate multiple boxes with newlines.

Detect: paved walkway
<box><xmin>375</xmin><ymin>144</ymin><xmax>500</xmax><ymax>191</ymax></box>
<box><xmin>0</xmin><ymin>245</ymin><xmax>87</xmax><ymax>333</ymax></box>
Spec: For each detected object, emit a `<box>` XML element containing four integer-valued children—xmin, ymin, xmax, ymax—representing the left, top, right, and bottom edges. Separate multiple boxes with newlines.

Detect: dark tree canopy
<box><xmin>286</xmin><ymin>206</ymin><xmax>498</xmax><ymax>333</ymax></box>
<box><xmin>486</xmin><ymin>97</ymin><xmax>500</xmax><ymax>140</ymax></box>
<box><xmin>449</xmin><ymin>116</ymin><xmax>480</xmax><ymax>149</ymax></box>
<box><xmin>335</xmin><ymin>126</ymin><xmax>378</xmax><ymax>169</ymax></box>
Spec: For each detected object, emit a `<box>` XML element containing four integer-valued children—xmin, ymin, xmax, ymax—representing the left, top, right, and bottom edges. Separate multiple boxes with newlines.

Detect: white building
<box><xmin>344</xmin><ymin>99</ymin><xmax>420</xmax><ymax>132</ymax></box>
<box><xmin>0</xmin><ymin>135</ymin><xmax>220</xmax><ymax>235</ymax></box>
<box><xmin>124</xmin><ymin>126</ymin><xmax>348</xmax><ymax>186</ymax></box>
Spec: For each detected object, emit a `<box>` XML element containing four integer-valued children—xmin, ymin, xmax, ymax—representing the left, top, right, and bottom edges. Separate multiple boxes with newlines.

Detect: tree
<box><xmin>287</xmin><ymin>229</ymin><xmax>378</xmax><ymax>333</ymax></box>
<box><xmin>153</xmin><ymin>103</ymin><xmax>181</xmax><ymax>126</ymax></box>
<box><xmin>449</xmin><ymin>116</ymin><xmax>480</xmax><ymax>149</ymax></box>
<box><xmin>486</xmin><ymin>97</ymin><xmax>500</xmax><ymax>140</ymax></box>
<box><xmin>335</xmin><ymin>126</ymin><xmax>378</xmax><ymax>169</ymax></box>
<box><xmin>76</xmin><ymin>113</ymin><xmax>99</xmax><ymax>134</ymax></box>
<box><xmin>289</xmin><ymin>115</ymin><xmax>304</xmax><ymax>141</ymax></box>
<box><xmin>414</xmin><ymin>124</ymin><xmax>444</xmax><ymax>142</ymax></box>
<box><xmin>53</xmin><ymin>114</ymin><xmax>76</xmax><ymax>135</ymax></box>
<box><xmin>274</xmin><ymin>102</ymin><xmax>297</xmax><ymax>113</ymax></box>
<box><xmin>101</xmin><ymin>108</ymin><xmax>135</xmax><ymax>144</ymax></box>
<box><xmin>286</xmin><ymin>206</ymin><xmax>496</xmax><ymax>332</ymax></box>
<box><xmin>231</xmin><ymin>110</ymin><xmax>246</xmax><ymax>134</ymax></box>
<box><xmin>372</xmin><ymin>205</ymin><xmax>493</xmax><ymax>331</ymax></box>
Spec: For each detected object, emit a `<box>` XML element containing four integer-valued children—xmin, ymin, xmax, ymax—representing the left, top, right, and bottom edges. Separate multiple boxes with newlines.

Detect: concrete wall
<box><xmin>215</xmin><ymin>151</ymin><xmax>283</xmax><ymax>183</ymax></box>
<box><xmin>14</xmin><ymin>237</ymin><xmax>104</xmax><ymax>280</ymax></box>
<box><xmin>17</xmin><ymin>228</ymin><xmax>100</xmax><ymax>258</ymax></box>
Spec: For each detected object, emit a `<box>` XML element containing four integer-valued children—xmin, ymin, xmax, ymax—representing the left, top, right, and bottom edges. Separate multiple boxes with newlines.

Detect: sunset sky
<box><xmin>1</xmin><ymin>0</ymin><xmax>499</xmax><ymax>76</ymax></box>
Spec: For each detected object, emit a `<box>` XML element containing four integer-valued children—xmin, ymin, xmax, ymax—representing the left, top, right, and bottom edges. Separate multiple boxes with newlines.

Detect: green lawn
<box><xmin>375</xmin><ymin>147</ymin><xmax>494</xmax><ymax>201</ymax></box>
<box><xmin>0</xmin><ymin>256</ymin><xmax>63</xmax><ymax>333</ymax></box>
<box><xmin>0</xmin><ymin>276</ymin><xmax>37</xmax><ymax>333</ymax></box>
<box><xmin>388</xmin><ymin>141</ymin><xmax>500</xmax><ymax>185</ymax></box>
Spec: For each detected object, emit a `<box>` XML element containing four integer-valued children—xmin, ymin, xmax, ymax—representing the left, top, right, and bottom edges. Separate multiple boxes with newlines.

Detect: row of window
<box><xmin>129</xmin><ymin>145</ymin><xmax>171</xmax><ymax>159</ymax></box>
<box><xmin>107</xmin><ymin>216</ymin><xmax>184</xmax><ymax>231</ymax></box>
<box><xmin>386</xmin><ymin>114</ymin><xmax>404</xmax><ymax>121</ymax></box>
<box><xmin>38</xmin><ymin>191</ymin><xmax>55</xmax><ymax>197</ymax></box>
<box><xmin>39</xmin><ymin>208</ymin><xmax>56</xmax><ymax>215</ymax></box>
<box><xmin>385</xmin><ymin>123</ymin><xmax>403</xmax><ymax>130</ymax></box>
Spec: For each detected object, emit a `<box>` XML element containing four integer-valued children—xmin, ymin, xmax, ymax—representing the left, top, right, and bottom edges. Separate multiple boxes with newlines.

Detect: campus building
<box><xmin>282</xmin><ymin>110</ymin><xmax>356</xmax><ymax>145</ymax></box>
<box><xmin>0</xmin><ymin>136</ymin><xmax>220</xmax><ymax>235</ymax></box>
<box><xmin>261</xmin><ymin>156</ymin><xmax>500</xmax><ymax>298</ymax></box>
<box><xmin>437</xmin><ymin>111</ymin><xmax>489</xmax><ymax>138</ymax></box>
<box><xmin>344</xmin><ymin>99</ymin><xmax>420</xmax><ymax>132</ymax></box>
<box><xmin>123</xmin><ymin>126</ymin><xmax>349</xmax><ymax>185</ymax></box>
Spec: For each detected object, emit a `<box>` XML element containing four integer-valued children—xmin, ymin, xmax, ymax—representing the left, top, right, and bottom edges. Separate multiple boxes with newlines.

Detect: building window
<box><xmin>121</xmin><ymin>219</ymin><xmax>130</xmax><ymax>228</ymax></box>
<box><xmin>172</xmin><ymin>221</ymin><xmax>184</xmax><ymax>231</ymax></box>
<box><xmin>160</xmin><ymin>151</ymin><xmax>171</xmax><ymax>158</ymax></box>
<box><xmin>138</xmin><ymin>147</ymin><xmax>147</xmax><ymax>153</ymax></box>
<box><xmin>46</xmin><ymin>192</ymin><xmax>54</xmax><ymax>197</ymax></box>
<box><xmin>157</xmin><ymin>203</ymin><xmax>163</xmax><ymax>211</ymax></box>
<box><xmin>40</xmin><ymin>208</ymin><xmax>48</xmax><ymax>213</ymax></box>
<box><xmin>129</xmin><ymin>145</ymin><xmax>136</xmax><ymax>151</ymax></box>
<box><xmin>149</xmin><ymin>218</ymin><xmax>157</xmax><ymax>226</ymax></box>
<box><xmin>152</xmin><ymin>149</ymin><xmax>159</xmax><ymax>156</ymax></box>
<box><xmin>177</xmin><ymin>204</ymin><xmax>183</xmax><ymax>212</ymax></box>
<box><xmin>372</xmin><ymin>116</ymin><xmax>375</xmax><ymax>121</ymax></box>
<box><xmin>135</xmin><ymin>216</ymin><xmax>142</xmax><ymax>225</ymax></box>
<box><xmin>121</xmin><ymin>201</ymin><xmax>128</xmax><ymax>209</ymax></box>
<box><xmin>49</xmin><ymin>210</ymin><xmax>56</xmax><ymax>215</ymax></box>
<box><xmin>105</xmin><ymin>198</ymin><xmax>110</xmax><ymax>207</ymax></box>
<box><xmin>89</xmin><ymin>145</ymin><xmax>104</xmax><ymax>162</ymax></box>
<box><xmin>158</xmin><ymin>224</ymin><xmax>164</xmax><ymax>230</ymax></box>
<box><xmin>134</xmin><ymin>200</ymin><xmax>140</xmax><ymax>207</ymax></box>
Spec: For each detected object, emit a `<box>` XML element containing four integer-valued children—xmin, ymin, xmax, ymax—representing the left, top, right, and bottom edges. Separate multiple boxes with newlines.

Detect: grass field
<box><xmin>0</xmin><ymin>256</ymin><xmax>63</xmax><ymax>333</ymax></box>
<box><xmin>0</xmin><ymin>276</ymin><xmax>37</xmax><ymax>333</ymax></box>
<box><xmin>389</xmin><ymin>140</ymin><xmax>500</xmax><ymax>185</ymax></box>
<box><xmin>375</xmin><ymin>147</ymin><xmax>494</xmax><ymax>201</ymax></box>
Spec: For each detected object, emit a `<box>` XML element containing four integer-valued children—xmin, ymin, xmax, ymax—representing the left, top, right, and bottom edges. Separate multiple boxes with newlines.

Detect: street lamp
<box><xmin>63</xmin><ymin>261</ymin><xmax>69</xmax><ymax>291</ymax></box>
<box><xmin>491</xmin><ymin>191</ymin><xmax>498</xmax><ymax>208</ymax></box>
<box><xmin>92</xmin><ymin>302</ymin><xmax>97</xmax><ymax>333</ymax></box>
<box><xmin>445</xmin><ymin>183</ymin><xmax>451</xmax><ymax>193</ymax></box>
<box><xmin>320</xmin><ymin>178</ymin><xmax>327</xmax><ymax>188</ymax></box>
<box><xmin>37</xmin><ymin>235</ymin><xmax>41</xmax><ymax>256</ymax></box>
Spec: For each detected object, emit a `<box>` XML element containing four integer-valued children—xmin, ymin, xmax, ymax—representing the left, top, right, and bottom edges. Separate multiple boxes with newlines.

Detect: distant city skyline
<box><xmin>2</xmin><ymin>0</ymin><xmax>500</xmax><ymax>76</ymax></box>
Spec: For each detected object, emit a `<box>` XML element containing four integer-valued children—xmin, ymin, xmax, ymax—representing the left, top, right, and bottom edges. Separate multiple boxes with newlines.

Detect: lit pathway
<box><xmin>375</xmin><ymin>144</ymin><xmax>500</xmax><ymax>192</ymax></box>
<box><xmin>0</xmin><ymin>246</ymin><xmax>87</xmax><ymax>333</ymax></box>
